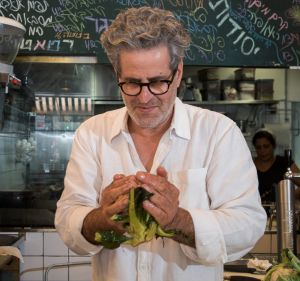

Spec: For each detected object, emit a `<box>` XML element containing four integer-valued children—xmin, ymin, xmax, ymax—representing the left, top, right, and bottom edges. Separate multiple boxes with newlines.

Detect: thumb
<box><xmin>113</xmin><ymin>174</ymin><xmax>125</xmax><ymax>181</ymax></box>
<box><xmin>156</xmin><ymin>166</ymin><xmax>168</xmax><ymax>179</ymax></box>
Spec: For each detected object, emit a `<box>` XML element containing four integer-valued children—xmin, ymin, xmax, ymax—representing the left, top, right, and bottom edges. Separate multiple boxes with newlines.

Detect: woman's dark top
<box><xmin>257</xmin><ymin>155</ymin><xmax>291</xmax><ymax>203</ymax></box>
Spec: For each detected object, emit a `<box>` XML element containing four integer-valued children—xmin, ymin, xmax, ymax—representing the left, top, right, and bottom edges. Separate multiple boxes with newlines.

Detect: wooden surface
<box><xmin>224</xmin><ymin>271</ymin><xmax>265</xmax><ymax>280</ymax></box>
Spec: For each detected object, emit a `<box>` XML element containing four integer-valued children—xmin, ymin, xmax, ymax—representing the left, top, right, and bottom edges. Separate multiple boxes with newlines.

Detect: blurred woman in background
<box><xmin>252</xmin><ymin>129</ymin><xmax>300</xmax><ymax>203</ymax></box>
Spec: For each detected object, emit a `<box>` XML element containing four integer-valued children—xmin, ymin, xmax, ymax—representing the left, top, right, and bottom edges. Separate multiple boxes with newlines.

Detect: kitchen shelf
<box><xmin>94</xmin><ymin>100</ymin><xmax>123</xmax><ymax>105</ymax></box>
<box><xmin>93</xmin><ymin>99</ymin><xmax>282</xmax><ymax>106</ymax></box>
<box><xmin>186</xmin><ymin>99</ymin><xmax>282</xmax><ymax>105</ymax></box>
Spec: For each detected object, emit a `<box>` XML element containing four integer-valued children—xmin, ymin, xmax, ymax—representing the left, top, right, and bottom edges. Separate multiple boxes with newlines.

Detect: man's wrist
<box><xmin>164</xmin><ymin>208</ymin><xmax>195</xmax><ymax>247</ymax></box>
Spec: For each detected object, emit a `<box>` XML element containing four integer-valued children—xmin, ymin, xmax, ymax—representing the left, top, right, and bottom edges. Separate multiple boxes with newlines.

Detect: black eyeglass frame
<box><xmin>117</xmin><ymin>68</ymin><xmax>178</xmax><ymax>96</ymax></box>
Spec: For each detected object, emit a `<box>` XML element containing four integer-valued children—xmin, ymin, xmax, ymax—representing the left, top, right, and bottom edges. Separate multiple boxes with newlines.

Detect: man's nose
<box><xmin>138</xmin><ymin>85</ymin><xmax>153</xmax><ymax>102</ymax></box>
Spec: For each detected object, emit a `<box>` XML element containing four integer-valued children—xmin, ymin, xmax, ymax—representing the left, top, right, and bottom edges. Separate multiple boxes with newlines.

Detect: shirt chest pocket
<box><xmin>169</xmin><ymin>168</ymin><xmax>210</xmax><ymax>210</ymax></box>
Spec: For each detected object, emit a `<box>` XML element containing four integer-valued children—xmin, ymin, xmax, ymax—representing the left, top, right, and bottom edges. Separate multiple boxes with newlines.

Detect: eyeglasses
<box><xmin>118</xmin><ymin>69</ymin><xmax>177</xmax><ymax>96</ymax></box>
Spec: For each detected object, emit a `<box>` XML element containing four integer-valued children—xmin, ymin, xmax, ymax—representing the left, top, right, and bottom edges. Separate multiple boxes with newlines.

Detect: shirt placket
<box><xmin>137</xmin><ymin>244</ymin><xmax>151</xmax><ymax>281</ymax></box>
<box><xmin>122</xmin><ymin>130</ymin><xmax>145</xmax><ymax>170</ymax></box>
<box><xmin>150</xmin><ymin>130</ymin><xmax>173</xmax><ymax>173</ymax></box>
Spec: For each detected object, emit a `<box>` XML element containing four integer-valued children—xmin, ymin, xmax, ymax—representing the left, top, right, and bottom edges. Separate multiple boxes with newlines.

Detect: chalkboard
<box><xmin>0</xmin><ymin>0</ymin><xmax>299</xmax><ymax>67</ymax></box>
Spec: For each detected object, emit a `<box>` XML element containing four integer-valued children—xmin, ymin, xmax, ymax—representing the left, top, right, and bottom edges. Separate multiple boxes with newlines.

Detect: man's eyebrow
<box><xmin>121</xmin><ymin>74</ymin><xmax>170</xmax><ymax>82</ymax></box>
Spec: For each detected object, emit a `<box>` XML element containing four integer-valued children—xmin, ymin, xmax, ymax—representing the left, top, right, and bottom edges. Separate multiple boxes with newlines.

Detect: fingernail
<box><xmin>137</xmin><ymin>172</ymin><xmax>145</xmax><ymax>180</ymax></box>
<box><xmin>114</xmin><ymin>174</ymin><xmax>124</xmax><ymax>180</ymax></box>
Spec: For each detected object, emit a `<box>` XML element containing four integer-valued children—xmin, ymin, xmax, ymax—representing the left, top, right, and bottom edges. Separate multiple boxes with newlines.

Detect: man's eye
<box><xmin>124</xmin><ymin>82</ymin><xmax>140</xmax><ymax>88</ymax></box>
<box><xmin>150</xmin><ymin>81</ymin><xmax>166</xmax><ymax>87</ymax></box>
<box><xmin>126</xmin><ymin>82</ymin><xmax>139</xmax><ymax>87</ymax></box>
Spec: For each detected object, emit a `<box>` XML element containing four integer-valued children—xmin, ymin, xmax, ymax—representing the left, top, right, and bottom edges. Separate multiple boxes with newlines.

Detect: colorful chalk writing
<box><xmin>0</xmin><ymin>0</ymin><xmax>298</xmax><ymax>66</ymax></box>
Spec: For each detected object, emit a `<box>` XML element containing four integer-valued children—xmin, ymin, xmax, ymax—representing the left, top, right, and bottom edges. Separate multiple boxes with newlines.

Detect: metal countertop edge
<box><xmin>0</xmin><ymin>227</ymin><xmax>56</xmax><ymax>233</ymax></box>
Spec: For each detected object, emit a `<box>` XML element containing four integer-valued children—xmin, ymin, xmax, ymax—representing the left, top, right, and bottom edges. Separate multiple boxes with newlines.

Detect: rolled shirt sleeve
<box><xmin>177</xmin><ymin>121</ymin><xmax>266</xmax><ymax>264</ymax></box>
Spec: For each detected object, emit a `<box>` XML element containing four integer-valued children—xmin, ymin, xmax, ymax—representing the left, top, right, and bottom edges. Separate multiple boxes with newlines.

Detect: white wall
<box><xmin>287</xmin><ymin>69</ymin><xmax>300</xmax><ymax>101</ymax></box>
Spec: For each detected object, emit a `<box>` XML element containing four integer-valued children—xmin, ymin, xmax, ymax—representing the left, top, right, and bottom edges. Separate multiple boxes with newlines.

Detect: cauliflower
<box><xmin>264</xmin><ymin>249</ymin><xmax>300</xmax><ymax>281</ymax></box>
<box><xmin>269</xmin><ymin>267</ymin><xmax>294</xmax><ymax>281</ymax></box>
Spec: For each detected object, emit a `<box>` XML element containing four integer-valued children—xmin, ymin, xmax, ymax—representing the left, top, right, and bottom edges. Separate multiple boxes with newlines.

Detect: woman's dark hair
<box><xmin>252</xmin><ymin>130</ymin><xmax>276</xmax><ymax>148</ymax></box>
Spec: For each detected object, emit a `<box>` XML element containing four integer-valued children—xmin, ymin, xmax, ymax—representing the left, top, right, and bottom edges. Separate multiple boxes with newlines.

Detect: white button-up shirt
<box><xmin>55</xmin><ymin>98</ymin><xmax>266</xmax><ymax>281</ymax></box>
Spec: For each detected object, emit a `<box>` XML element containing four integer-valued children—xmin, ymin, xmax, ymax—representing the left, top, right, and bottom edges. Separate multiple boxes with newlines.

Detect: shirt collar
<box><xmin>170</xmin><ymin>97</ymin><xmax>191</xmax><ymax>140</ymax></box>
<box><xmin>109</xmin><ymin>107</ymin><xmax>129</xmax><ymax>142</ymax></box>
<box><xmin>108</xmin><ymin>97</ymin><xmax>191</xmax><ymax>142</ymax></box>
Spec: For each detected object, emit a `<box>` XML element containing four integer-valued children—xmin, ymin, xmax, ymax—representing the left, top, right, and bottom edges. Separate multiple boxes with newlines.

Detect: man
<box><xmin>55</xmin><ymin>6</ymin><xmax>266</xmax><ymax>281</ymax></box>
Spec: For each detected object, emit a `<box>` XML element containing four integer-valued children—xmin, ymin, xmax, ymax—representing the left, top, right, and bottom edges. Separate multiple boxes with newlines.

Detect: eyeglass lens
<box><xmin>119</xmin><ymin>69</ymin><xmax>177</xmax><ymax>96</ymax></box>
<box><xmin>121</xmin><ymin>81</ymin><xmax>170</xmax><ymax>96</ymax></box>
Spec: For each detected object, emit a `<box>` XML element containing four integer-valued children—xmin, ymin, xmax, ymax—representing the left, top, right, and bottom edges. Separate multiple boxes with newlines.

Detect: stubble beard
<box><xmin>125</xmin><ymin>101</ymin><xmax>174</xmax><ymax>129</ymax></box>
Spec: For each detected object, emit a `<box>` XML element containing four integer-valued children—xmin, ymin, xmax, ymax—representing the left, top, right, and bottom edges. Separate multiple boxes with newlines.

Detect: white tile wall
<box><xmin>44</xmin><ymin>256</ymin><xmax>69</xmax><ymax>281</ymax></box>
<box><xmin>19</xmin><ymin>231</ymin><xmax>91</xmax><ymax>281</ymax></box>
<box><xmin>20</xmin><ymin>256</ymin><xmax>43</xmax><ymax>281</ymax></box>
<box><xmin>20</xmin><ymin>232</ymin><xmax>43</xmax><ymax>255</ymax></box>
<box><xmin>44</xmin><ymin>232</ymin><xmax>68</xmax><ymax>256</ymax></box>
<box><xmin>69</xmin><ymin>256</ymin><xmax>92</xmax><ymax>281</ymax></box>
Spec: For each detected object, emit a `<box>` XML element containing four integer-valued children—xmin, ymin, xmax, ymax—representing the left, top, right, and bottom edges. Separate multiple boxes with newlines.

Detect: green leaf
<box><xmin>94</xmin><ymin>230</ymin><xmax>129</xmax><ymax>249</ymax></box>
<box><xmin>94</xmin><ymin>187</ymin><xmax>174</xmax><ymax>249</ymax></box>
<box><xmin>282</xmin><ymin>248</ymin><xmax>291</xmax><ymax>264</ymax></box>
<box><xmin>156</xmin><ymin>225</ymin><xmax>175</xmax><ymax>237</ymax></box>
<box><xmin>287</xmin><ymin>249</ymin><xmax>300</xmax><ymax>273</ymax></box>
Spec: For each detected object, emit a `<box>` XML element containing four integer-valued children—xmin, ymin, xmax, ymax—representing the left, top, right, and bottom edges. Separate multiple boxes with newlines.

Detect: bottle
<box><xmin>276</xmin><ymin>149</ymin><xmax>297</xmax><ymax>260</ymax></box>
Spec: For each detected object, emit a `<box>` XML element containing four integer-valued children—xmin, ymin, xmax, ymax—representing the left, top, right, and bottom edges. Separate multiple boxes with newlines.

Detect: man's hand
<box><xmin>136</xmin><ymin>166</ymin><xmax>195</xmax><ymax>247</ymax></box>
<box><xmin>82</xmin><ymin>174</ymin><xmax>138</xmax><ymax>244</ymax></box>
<box><xmin>136</xmin><ymin>166</ymin><xmax>179</xmax><ymax>228</ymax></box>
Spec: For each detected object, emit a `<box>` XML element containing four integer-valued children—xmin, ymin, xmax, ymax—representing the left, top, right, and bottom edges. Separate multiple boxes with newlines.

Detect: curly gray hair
<box><xmin>100</xmin><ymin>6</ymin><xmax>191</xmax><ymax>75</ymax></box>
